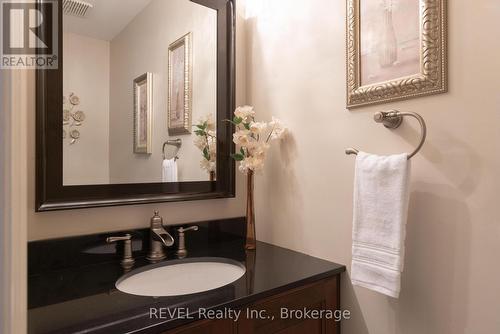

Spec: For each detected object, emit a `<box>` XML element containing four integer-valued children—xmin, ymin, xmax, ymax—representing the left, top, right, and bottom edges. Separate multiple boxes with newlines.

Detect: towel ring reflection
<box><xmin>163</xmin><ymin>138</ymin><xmax>182</xmax><ymax>160</ymax></box>
<box><xmin>345</xmin><ymin>110</ymin><xmax>427</xmax><ymax>160</ymax></box>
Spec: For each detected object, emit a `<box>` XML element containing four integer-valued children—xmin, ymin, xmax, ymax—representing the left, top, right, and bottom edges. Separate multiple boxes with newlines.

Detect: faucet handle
<box><xmin>176</xmin><ymin>225</ymin><xmax>198</xmax><ymax>258</ymax></box>
<box><xmin>177</xmin><ymin>226</ymin><xmax>199</xmax><ymax>233</ymax></box>
<box><xmin>106</xmin><ymin>233</ymin><xmax>135</xmax><ymax>270</ymax></box>
<box><xmin>106</xmin><ymin>234</ymin><xmax>132</xmax><ymax>243</ymax></box>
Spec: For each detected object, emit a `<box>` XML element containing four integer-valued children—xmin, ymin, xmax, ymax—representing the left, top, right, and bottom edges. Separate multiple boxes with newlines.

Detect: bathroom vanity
<box><xmin>28</xmin><ymin>218</ymin><xmax>345</xmax><ymax>334</ymax></box>
<box><xmin>165</xmin><ymin>276</ymin><xmax>341</xmax><ymax>334</ymax></box>
<box><xmin>31</xmin><ymin>1</ymin><xmax>346</xmax><ymax>333</ymax></box>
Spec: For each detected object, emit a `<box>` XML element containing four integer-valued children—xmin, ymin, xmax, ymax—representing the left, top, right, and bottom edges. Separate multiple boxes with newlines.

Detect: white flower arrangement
<box><xmin>193</xmin><ymin>114</ymin><xmax>217</xmax><ymax>173</ymax></box>
<box><xmin>229</xmin><ymin>106</ymin><xmax>287</xmax><ymax>174</ymax></box>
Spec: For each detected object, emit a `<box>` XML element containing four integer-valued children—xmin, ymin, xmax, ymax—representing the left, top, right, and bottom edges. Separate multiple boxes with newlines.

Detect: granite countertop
<box><xmin>28</xmin><ymin>218</ymin><xmax>345</xmax><ymax>334</ymax></box>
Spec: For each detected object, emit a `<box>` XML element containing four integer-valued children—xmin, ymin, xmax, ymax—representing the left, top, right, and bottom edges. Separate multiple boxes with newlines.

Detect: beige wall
<box><xmin>1</xmin><ymin>67</ymin><xmax>8</xmax><ymax>334</ymax></box>
<box><xmin>27</xmin><ymin>3</ymin><xmax>247</xmax><ymax>241</ymax></box>
<box><xmin>109</xmin><ymin>0</ymin><xmax>217</xmax><ymax>183</ymax></box>
<box><xmin>63</xmin><ymin>32</ymin><xmax>110</xmax><ymax>185</ymax></box>
<box><xmin>245</xmin><ymin>0</ymin><xmax>500</xmax><ymax>333</ymax></box>
<box><xmin>22</xmin><ymin>0</ymin><xmax>500</xmax><ymax>333</ymax></box>
<box><xmin>1</xmin><ymin>70</ymin><xmax>28</xmax><ymax>334</ymax></box>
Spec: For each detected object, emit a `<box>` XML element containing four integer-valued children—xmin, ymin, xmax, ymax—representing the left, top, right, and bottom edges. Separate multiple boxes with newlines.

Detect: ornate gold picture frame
<box><xmin>168</xmin><ymin>32</ymin><xmax>193</xmax><ymax>135</ymax></box>
<box><xmin>346</xmin><ymin>0</ymin><xmax>447</xmax><ymax>108</ymax></box>
<box><xmin>133</xmin><ymin>72</ymin><xmax>153</xmax><ymax>154</ymax></box>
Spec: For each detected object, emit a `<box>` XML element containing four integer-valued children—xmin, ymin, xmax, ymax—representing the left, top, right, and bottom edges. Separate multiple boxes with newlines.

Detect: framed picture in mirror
<box><xmin>133</xmin><ymin>73</ymin><xmax>153</xmax><ymax>154</ymax></box>
<box><xmin>168</xmin><ymin>32</ymin><xmax>193</xmax><ymax>135</ymax></box>
<box><xmin>346</xmin><ymin>0</ymin><xmax>447</xmax><ymax>108</ymax></box>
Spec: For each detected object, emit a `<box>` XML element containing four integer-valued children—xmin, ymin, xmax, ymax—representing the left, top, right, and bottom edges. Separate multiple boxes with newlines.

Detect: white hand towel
<box><xmin>162</xmin><ymin>158</ymin><xmax>178</xmax><ymax>182</ymax></box>
<box><xmin>351</xmin><ymin>152</ymin><xmax>411</xmax><ymax>298</ymax></box>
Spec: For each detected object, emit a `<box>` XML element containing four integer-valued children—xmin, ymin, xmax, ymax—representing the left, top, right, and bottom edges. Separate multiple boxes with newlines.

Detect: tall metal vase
<box><xmin>245</xmin><ymin>170</ymin><xmax>256</xmax><ymax>250</ymax></box>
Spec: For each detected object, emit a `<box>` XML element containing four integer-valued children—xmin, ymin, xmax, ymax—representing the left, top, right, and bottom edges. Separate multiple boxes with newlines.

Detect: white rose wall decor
<box><xmin>63</xmin><ymin>93</ymin><xmax>86</xmax><ymax>145</ymax></box>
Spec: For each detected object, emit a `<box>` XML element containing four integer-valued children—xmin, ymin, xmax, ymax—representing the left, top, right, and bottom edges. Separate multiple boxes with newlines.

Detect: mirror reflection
<box><xmin>62</xmin><ymin>0</ymin><xmax>217</xmax><ymax>186</ymax></box>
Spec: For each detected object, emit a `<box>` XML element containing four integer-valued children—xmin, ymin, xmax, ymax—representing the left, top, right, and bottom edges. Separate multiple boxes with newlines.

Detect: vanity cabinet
<box><xmin>163</xmin><ymin>276</ymin><xmax>340</xmax><ymax>334</ymax></box>
<box><xmin>165</xmin><ymin>319</ymin><xmax>234</xmax><ymax>334</ymax></box>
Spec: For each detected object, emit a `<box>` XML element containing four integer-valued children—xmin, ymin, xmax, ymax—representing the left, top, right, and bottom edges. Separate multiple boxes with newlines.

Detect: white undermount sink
<box><xmin>116</xmin><ymin>258</ymin><xmax>246</xmax><ymax>297</ymax></box>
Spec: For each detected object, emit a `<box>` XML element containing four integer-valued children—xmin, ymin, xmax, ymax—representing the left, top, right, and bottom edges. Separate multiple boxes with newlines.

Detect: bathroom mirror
<box><xmin>36</xmin><ymin>0</ymin><xmax>235</xmax><ymax>211</ymax></box>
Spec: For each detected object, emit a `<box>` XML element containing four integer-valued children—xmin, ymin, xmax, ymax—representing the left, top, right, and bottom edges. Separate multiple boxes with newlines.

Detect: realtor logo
<box><xmin>1</xmin><ymin>0</ymin><xmax>58</xmax><ymax>69</ymax></box>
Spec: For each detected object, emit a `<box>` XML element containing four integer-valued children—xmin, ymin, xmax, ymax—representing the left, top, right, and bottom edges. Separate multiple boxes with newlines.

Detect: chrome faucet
<box><xmin>147</xmin><ymin>211</ymin><xmax>174</xmax><ymax>262</ymax></box>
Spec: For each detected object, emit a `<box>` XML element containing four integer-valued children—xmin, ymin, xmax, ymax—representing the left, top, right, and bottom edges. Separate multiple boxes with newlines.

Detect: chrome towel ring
<box><xmin>345</xmin><ymin>110</ymin><xmax>427</xmax><ymax>160</ymax></box>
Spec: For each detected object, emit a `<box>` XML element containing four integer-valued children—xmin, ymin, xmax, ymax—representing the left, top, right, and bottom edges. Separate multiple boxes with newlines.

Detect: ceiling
<box><xmin>63</xmin><ymin>0</ymin><xmax>153</xmax><ymax>41</ymax></box>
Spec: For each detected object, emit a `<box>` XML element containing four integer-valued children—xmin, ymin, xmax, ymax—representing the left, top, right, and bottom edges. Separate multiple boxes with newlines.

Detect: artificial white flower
<box><xmin>238</xmin><ymin>162</ymin><xmax>248</xmax><ymax>174</ymax></box>
<box><xmin>234</xmin><ymin>105</ymin><xmax>255</xmax><ymax>120</ymax></box>
<box><xmin>198</xmin><ymin>114</ymin><xmax>216</xmax><ymax>131</ymax></box>
<box><xmin>200</xmin><ymin>159</ymin><xmax>216</xmax><ymax>172</ymax></box>
<box><xmin>268</xmin><ymin>117</ymin><xmax>287</xmax><ymax>140</ymax></box>
<box><xmin>238</xmin><ymin>155</ymin><xmax>265</xmax><ymax>174</ymax></box>
<box><xmin>247</xmin><ymin>142</ymin><xmax>269</xmax><ymax>160</ymax></box>
<box><xmin>249</xmin><ymin>121</ymin><xmax>267</xmax><ymax>134</ymax></box>
<box><xmin>233</xmin><ymin>129</ymin><xmax>251</xmax><ymax>146</ymax></box>
<box><xmin>207</xmin><ymin>129</ymin><xmax>216</xmax><ymax>139</ymax></box>
<box><xmin>231</xmin><ymin>106</ymin><xmax>287</xmax><ymax>175</ymax></box>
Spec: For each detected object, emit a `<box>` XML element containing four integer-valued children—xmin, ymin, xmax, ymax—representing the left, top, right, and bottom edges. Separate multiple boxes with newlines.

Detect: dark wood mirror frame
<box><xmin>36</xmin><ymin>0</ymin><xmax>236</xmax><ymax>212</ymax></box>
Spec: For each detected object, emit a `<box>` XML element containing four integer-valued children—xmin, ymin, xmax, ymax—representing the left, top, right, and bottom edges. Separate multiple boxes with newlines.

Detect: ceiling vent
<box><xmin>63</xmin><ymin>0</ymin><xmax>93</xmax><ymax>18</ymax></box>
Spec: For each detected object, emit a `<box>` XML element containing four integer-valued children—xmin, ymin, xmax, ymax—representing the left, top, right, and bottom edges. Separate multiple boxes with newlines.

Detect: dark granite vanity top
<box><xmin>28</xmin><ymin>217</ymin><xmax>345</xmax><ymax>334</ymax></box>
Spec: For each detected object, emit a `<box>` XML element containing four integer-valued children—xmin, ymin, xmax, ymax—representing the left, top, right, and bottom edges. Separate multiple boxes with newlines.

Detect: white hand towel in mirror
<box><xmin>351</xmin><ymin>152</ymin><xmax>411</xmax><ymax>298</ymax></box>
<box><xmin>162</xmin><ymin>158</ymin><xmax>178</xmax><ymax>183</ymax></box>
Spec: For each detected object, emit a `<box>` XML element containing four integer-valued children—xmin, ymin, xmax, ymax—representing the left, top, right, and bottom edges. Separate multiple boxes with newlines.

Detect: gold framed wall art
<box><xmin>346</xmin><ymin>0</ymin><xmax>447</xmax><ymax>108</ymax></box>
<box><xmin>133</xmin><ymin>72</ymin><xmax>153</xmax><ymax>154</ymax></box>
<box><xmin>168</xmin><ymin>32</ymin><xmax>193</xmax><ymax>135</ymax></box>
